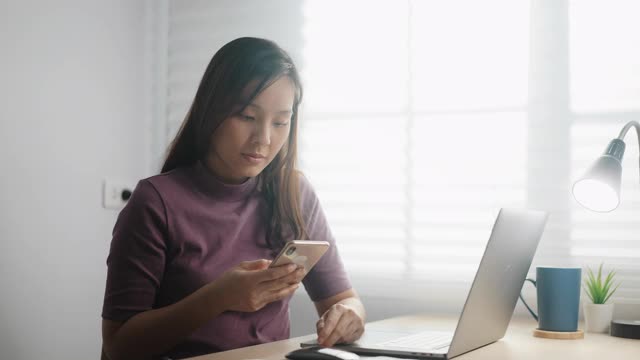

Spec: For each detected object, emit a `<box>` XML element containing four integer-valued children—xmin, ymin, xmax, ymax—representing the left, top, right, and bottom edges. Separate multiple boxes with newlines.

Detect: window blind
<box><xmin>300</xmin><ymin>0</ymin><xmax>530</xmax><ymax>299</ymax></box>
<box><xmin>568</xmin><ymin>0</ymin><xmax>640</xmax><ymax>305</ymax></box>
<box><xmin>159</xmin><ymin>0</ymin><xmax>640</xmax><ymax>304</ymax></box>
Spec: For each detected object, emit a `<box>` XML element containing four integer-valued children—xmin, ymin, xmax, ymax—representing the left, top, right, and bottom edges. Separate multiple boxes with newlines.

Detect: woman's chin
<box><xmin>236</xmin><ymin>167</ymin><xmax>264</xmax><ymax>179</ymax></box>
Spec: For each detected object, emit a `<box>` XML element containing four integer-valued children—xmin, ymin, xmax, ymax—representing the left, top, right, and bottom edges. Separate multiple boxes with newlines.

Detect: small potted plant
<box><xmin>583</xmin><ymin>263</ymin><xmax>620</xmax><ymax>333</ymax></box>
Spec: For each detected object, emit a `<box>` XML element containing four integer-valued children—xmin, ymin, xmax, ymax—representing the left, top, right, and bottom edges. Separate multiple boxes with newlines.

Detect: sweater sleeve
<box><xmin>299</xmin><ymin>175</ymin><xmax>353</xmax><ymax>302</ymax></box>
<box><xmin>102</xmin><ymin>179</ymin><xmax>168</xmax><ymax>321</ymax></box>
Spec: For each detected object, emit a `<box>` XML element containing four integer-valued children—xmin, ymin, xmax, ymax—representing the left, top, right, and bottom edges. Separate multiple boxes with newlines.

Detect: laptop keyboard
<box><xmin>379</xmin><ymin>331</ymin><xmax>453</xmax><ymax>350</ymax></box>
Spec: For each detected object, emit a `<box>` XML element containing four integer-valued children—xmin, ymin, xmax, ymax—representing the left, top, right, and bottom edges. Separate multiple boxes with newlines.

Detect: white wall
<box><xmin>0</xmin><ymin>1</ymin><xmax>151</xmax><ymax>359</ymax></box>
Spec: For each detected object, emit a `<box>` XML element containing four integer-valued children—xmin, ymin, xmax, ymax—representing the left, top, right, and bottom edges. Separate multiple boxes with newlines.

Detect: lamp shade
<box><xmin>572</xmin><ymin>139</ymin><xmax>625</xmax><ymax>212</ymax></box>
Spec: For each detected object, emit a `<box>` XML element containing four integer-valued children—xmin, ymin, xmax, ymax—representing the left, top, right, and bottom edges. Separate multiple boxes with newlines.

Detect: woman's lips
<box><xmin>242</xmin><ymin>153</ymin><xmax>266</xmax><ymax>164</ymax></box>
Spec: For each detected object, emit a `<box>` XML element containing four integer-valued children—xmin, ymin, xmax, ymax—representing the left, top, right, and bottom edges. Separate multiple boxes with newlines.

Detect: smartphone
<box><xmin>269</xmin><ymin>240</ymin><xmax>330</xmax><ymax>273</ymax></box>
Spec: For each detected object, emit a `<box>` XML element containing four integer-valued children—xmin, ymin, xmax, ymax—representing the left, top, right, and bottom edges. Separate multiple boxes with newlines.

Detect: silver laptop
<box><xmin>302</xmin><ymin>208</ymin><xmax>548</xmax><ymax>359</ymax></box>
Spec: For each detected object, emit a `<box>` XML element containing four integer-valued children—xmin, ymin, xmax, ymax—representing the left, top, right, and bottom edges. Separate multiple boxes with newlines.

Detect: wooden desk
<box><xmin>186</xmin><ymin>314</ymin><xmax>639</xmax><ymax>360</ymax></box>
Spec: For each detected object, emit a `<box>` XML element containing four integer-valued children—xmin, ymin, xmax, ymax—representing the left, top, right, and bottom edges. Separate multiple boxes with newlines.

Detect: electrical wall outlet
<box><xmin>102</xmin><ymin>178</ymin><xmax>135</xmax><ymax>209</ymax></box>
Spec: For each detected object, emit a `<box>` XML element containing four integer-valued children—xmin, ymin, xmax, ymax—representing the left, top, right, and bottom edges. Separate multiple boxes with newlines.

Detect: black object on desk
<box><xmin>610</xmin><ymin>320</ymin><xmax>640</xmax><ymax>339</ymax></box>
<box><xmin>286</xmin><ymin>347</ymin><xmax>360</xmax><ymax>360</ymax></box>
<box><xmin>286</xmin><ymin>347</ymin><xmax>415</xmax><ymax>360</ymax></box>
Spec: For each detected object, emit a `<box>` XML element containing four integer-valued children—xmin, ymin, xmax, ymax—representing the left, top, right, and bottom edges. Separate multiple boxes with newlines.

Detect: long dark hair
<box><xmin>162</xmin><ymin>37</ymin><xmax>308</xmax><ymax>247</ymax></box>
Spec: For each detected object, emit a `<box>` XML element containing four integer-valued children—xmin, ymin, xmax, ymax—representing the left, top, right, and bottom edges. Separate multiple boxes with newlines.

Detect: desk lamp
<box><xmin>573</xmin><ymin>121</ymin><xmax>640</xmax><ymax>212</ymax></box>
<box><xmin>572</xmin><ymin>120</ymin><xmax>640</xmax><ymax>339</ymax></box>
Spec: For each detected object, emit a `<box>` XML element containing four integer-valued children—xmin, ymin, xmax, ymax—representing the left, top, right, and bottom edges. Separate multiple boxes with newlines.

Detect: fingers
<box><xmin>241</xmin><ymin>274</ymin><xmax>300</xmax><ymax>312</ymax></box>
<box><xmin>323</xmin><ymin>319</ymin><xmax>361</xmax><ymax>346</ymax></box>
<box><xmin>259</xmin><ymin>263</ymin><xmax>298</xmax><ymax>282</ymax></box>
<box><xmin>322</xmin><ymin>322</ymin><xmax>347</xmax><ymax>347</ymax></box>
<box><xmin>317</xmin><ymin>305</ymin><xmax>364</xmax><ymax>347</ymax></box>
<box><xmin>316</xmin><ymin>317</ymin><xmax>328</xmax><ymax>343</ymax></box>
<box><xmin>281</xmin><ymin>266</ymin><xmax>305</xmax><ymax>284</ymax></box>
<box><xmin>259</xmin><ymin>266</ymin><xmax>305</xmax><ymax>292</ymax></box>
<box><xmin>286</xmin><ymin>267</ymin><xmax>306</xmax><ymax>284</ymax></box>
<box><xmin>352</xmin><ymin>326</ymin><xmax>365</xmax><ymax>341</ymax></box>
<box><xmin>317</xmin><ymin>306</ymin><xmax>344</xmax><ymax>345</ymax></box>
<box><xmin>340</xmin><ymin>319</ymin><xmax>362</xmax><ymax>344</ymax></box>
<box><xmin>239</xmin><ymin>259</ymin><xmax>271</xmax><ymax>270</ymax></box>
<box><xmin>316</xmin><ymin>317</ymin><xmax>325</xmax><ymax>336</ymax></box>
<box><xmin>264</xmin><ymin>282</ymin><xmax>300</xmax><ymax>304</ymax></box>
<box><xmin>264</xmin><ymin>266</ymin><xmax>305</xmax><ymax>287</ymax></box>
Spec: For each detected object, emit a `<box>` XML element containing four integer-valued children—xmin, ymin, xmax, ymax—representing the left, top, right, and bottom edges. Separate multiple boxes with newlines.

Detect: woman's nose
<box><xmin>252</xmin><ymin>123</ymin><xmax>271</xmax><ymax>145</ymax></box>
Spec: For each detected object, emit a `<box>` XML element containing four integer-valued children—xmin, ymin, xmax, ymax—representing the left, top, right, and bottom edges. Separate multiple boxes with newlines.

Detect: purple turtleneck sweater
<box><xmin>102</xmin><ymin>162</ymin><xmax>351</xmax><ymax>359</ymax></box>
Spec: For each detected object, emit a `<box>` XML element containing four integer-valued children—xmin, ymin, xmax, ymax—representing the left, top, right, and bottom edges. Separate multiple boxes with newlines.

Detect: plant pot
<box><xmin>584</xmin><ymin>303</ymin><xmax>614</xmax><ymax>333</ymax></box>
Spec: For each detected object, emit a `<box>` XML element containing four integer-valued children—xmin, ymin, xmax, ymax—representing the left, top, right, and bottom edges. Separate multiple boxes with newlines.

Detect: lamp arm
<box><xmin>616</xmin><ymin>120</ymin><xmax>640</xmax><ymax>182</ymax></box>
<box><xmin>616</xmin><ymin>121</ymin><xmax>640</xmax><ymax>143</ymax></box>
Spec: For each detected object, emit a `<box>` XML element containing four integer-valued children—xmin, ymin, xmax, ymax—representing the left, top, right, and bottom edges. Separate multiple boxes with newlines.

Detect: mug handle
<box><xmin>518</xmin><ymin>278</ymin><xmax>538</xmax><ymax>321</ymax></box>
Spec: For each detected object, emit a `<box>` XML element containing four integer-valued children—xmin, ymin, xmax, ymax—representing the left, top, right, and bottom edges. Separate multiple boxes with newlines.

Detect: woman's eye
<box><xmin>274</xmin><ymin>122</ymin><xmax>289</xmax><ymax>127</ymax></box>
<box><xmin>240</xmin><ymin>114</ymin><xmax>255</xmax><ymax>121</ymax></box>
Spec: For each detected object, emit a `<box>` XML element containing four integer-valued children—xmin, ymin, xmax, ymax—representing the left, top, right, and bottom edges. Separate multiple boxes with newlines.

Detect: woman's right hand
<box><xmin>211</xmin><ymin>259</ymin><xmax>305</xmax><ymax>313</ymax></box>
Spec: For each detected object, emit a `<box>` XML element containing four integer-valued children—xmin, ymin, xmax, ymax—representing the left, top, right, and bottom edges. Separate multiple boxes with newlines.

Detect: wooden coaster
<box><xmin>533</xmin><ymin>329</ymin><xmax>584</xmax><ymax>340</ymax></box>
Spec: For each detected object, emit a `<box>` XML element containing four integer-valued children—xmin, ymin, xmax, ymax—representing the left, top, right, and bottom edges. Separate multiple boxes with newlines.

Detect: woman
<box><xmin>101</xmin><ymin>37</ymin><xmax>366</xmax><ymax>360</ymax></box>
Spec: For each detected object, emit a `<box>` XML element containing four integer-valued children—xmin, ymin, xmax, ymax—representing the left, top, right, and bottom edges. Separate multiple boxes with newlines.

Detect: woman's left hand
<box><xmin>316</xmin><ymin>303</ymin><xmax>365</xmax><ymax>347</ymax></box>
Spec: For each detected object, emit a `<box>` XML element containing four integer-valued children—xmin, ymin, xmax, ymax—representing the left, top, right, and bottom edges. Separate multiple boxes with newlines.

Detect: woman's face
<box><xmin>207</xmin><ymin>76</ymin><xmax>295</xmax><ymax>184</ymax></box>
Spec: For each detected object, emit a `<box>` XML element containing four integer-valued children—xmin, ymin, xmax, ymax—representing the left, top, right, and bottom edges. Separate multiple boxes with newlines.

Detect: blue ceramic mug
<box><xmin>519</xmin><ymin>267</ymin><xmax>582</xmax><ymax>332</ymax></box>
